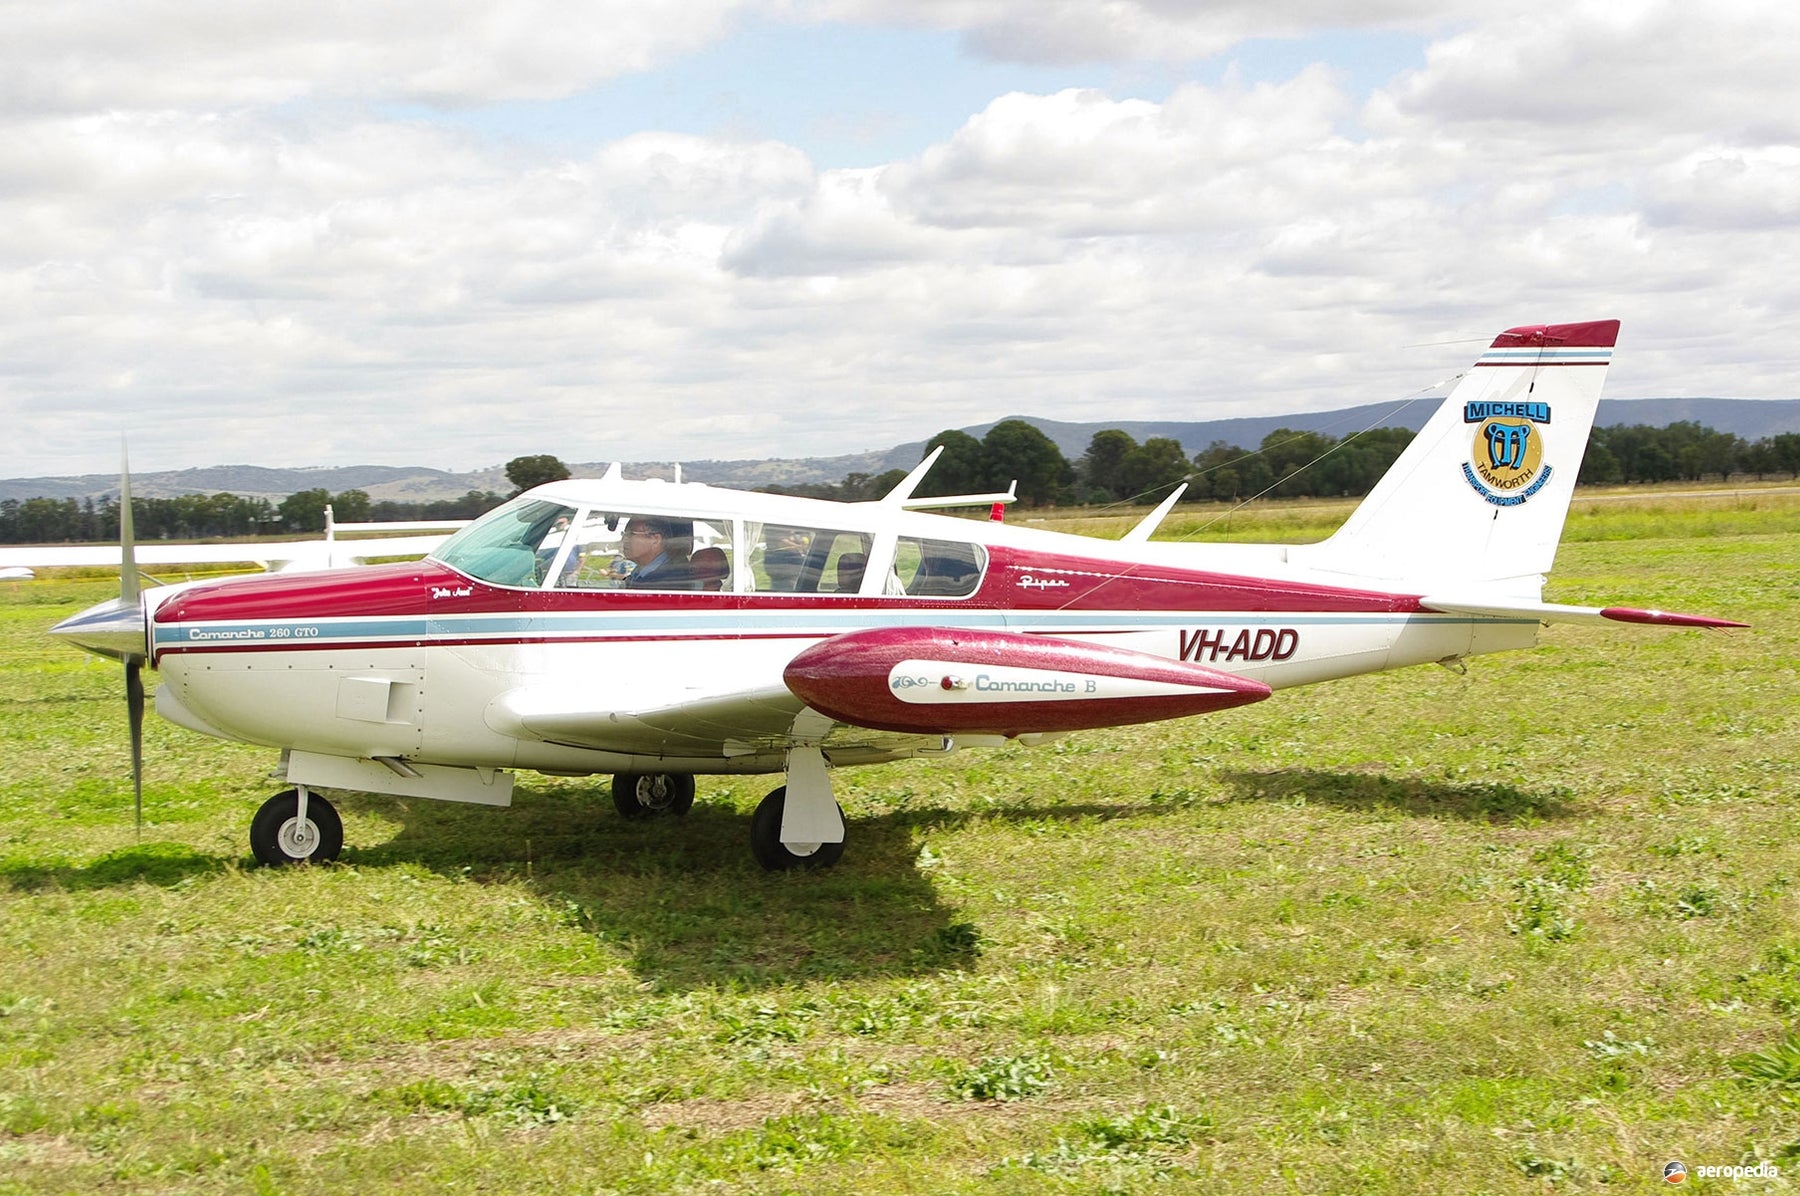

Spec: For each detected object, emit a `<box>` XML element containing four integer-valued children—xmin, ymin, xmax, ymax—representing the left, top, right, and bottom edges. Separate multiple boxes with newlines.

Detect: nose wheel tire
<box><xmin>250</xmin><ymin>788</ymin><xmax>344</xmax><ymax>866</ymax></box>
<box><xmin>611</xmin><ymin>772</ymin><xmax>696</xmax><ymax>820</ymax></box>
<box><xmin>750</xmin><ymin>785</ymin><xmax>846</xmax><ymax>871</ymax></box>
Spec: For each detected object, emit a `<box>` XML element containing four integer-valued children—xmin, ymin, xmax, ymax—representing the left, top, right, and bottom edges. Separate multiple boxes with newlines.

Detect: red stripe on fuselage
<box><xmin>153</xmin><ymin>549</ymin><xmax>1422</xmax><ymax>636</ymax></box>
<box><xmin>153</xmin><ymin>631</ymin><xmax>848</xmax><ymax>658</ymax></box>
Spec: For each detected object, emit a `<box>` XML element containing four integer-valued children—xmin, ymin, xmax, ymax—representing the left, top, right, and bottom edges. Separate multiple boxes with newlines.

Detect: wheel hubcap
<box><xmin>277</xmin><ymin>816</ymin><xmax>319</xmax><ymax>859</ymax></box>
<box><xmin>636</xmin><ymin>776</ymin><xmax>672</xmax><ymax>810</ymax></box>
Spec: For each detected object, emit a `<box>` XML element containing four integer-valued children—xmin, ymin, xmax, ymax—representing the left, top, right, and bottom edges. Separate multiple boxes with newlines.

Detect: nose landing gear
<box><xmin>249</xmin><ymin>786</ymin><xmax>344</xmax><ymax>866</ymax></box>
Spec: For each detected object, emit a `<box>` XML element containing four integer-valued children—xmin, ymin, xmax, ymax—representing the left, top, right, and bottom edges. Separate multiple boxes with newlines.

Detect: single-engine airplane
<box><xmin>51</xmin><ymin>320</ymin><xmax>1744</xmax><ymax>870</ymax></box>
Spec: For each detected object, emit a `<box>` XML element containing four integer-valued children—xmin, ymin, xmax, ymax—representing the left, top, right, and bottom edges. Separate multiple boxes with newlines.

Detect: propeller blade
<box><xmin>119</xmin><ymin>442</ymin><xmax>139</xmax><ymax>605</ymax></box>
<box><xmin>126</xmin><ymin>657</ymin><xmax>145</xmax><ymax>834</ymax></box>
<box><xmin>122</xmin><ymin>443</ymin><xmax>144</xmax><ymax>833</ymax></box>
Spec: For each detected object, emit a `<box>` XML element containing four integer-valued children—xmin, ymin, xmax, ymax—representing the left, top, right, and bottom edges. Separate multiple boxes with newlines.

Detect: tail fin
<box><xmin>1291</xmin><ymin>319</ymin><xmax>1619</xmax><ymax>592</ymax></box>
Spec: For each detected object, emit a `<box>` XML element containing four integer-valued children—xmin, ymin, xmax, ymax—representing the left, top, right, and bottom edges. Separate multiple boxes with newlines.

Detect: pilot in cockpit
<box><xmin>618</xmin><ymin>517</ymin><xmax>692</xmax><ymax>589</ymax></box>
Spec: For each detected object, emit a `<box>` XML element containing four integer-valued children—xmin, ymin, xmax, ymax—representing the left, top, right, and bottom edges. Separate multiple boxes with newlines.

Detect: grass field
<box><xmin>3</xmin><ymin>494</ymin><xmax>1798</xmax><ymax>1193</ymax></box>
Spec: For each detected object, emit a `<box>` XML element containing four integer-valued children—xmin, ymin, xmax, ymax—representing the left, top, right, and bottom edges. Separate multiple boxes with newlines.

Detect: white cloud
<box><xmin>881</xmin><ymin>73</ymin><xmax>1361</xmax><ymax>236</ymax></box>
<box><xmin>2</xmin><ymin>1</ymin><xmax>1798</xmax><ymax>478</ymax></box>
<box><xmin>1644</xmin><ymin>148</ymin><xmax>1800</xmax><ymax>230</ymax></box>
<box><xmin>1379</xmin><ymin>0</ymin><xmax>1800</xmax><ymax>139</ymax></box>
<box><xmin>797</xmin><ymin>0</ymin><xmax>1487</xmax><ymax>63</ymax></box>
<box><xmin>0</xmin><ymin>1</ymin><xmax>750</xmax><ymax>112</ymax></box>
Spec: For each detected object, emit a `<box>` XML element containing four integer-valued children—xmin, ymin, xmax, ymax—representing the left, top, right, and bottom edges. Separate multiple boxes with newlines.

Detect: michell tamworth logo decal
<box><xmin>1462</xmin><ymin>400</ymin><xmax>1553</xmax><ymax>507</ymax></box>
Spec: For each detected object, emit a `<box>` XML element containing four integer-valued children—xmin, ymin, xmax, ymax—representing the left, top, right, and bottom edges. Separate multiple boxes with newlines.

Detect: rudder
<box><xmin>1291</xmin><ymin>320</ymin><xmax>1619</xmax><ymax>592</ymax></box>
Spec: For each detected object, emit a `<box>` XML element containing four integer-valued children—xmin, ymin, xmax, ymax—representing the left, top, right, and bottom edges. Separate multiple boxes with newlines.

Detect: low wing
<box><xmin>491</xmin><ymin>680</ymin><xmax>809</xmax><ymax>756</ymax></box>
<box><xmin>1420</xmin><ymin>595</ymin><xmax>1748</xmax><ymax>629</ymax></box>
<box><xmin>490</xmin><ymin>677</ymin><xmax>959</xmax><ymax>768</ymax></box>
<box><xmin>489</xmin><ymin>626</ymin><xmax>1273</xmax><ymax>762</ymax></box>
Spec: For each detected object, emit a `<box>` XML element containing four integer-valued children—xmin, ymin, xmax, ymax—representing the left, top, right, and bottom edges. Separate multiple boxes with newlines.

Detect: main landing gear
<box><xmin>612</xmin><ymin>749</ymin><xmax>847</xmax><ymax>872</ymax></box>
<box><xmin>243</xmin><ymin>764</ymin><xmax>843</xmax><ymax>871</ymax></box>
<box><xmin>249</xmin><ymin>787</ymin><xmax>344</xmax><ymax>866</ymax></box>
<box><xmin>611</xmin><ymin>772</ymin><xmax>696</xmax><ymax>820</ymax></box>
<box><xmin>749</xmin><ymin>786</ymin><xmax>845</xmax><ymax>871</ymax></box>
<box><xmin>749</xmin><ymin>745</ymin><xmax>845</xmax><ymax>871</ymax></box>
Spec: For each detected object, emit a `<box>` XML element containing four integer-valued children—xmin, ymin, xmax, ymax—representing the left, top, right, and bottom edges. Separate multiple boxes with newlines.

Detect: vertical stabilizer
<box><xmin>1290</xmin><ymin>320</ymin><xmax>1618</xmax><ymax>592</ymax></box>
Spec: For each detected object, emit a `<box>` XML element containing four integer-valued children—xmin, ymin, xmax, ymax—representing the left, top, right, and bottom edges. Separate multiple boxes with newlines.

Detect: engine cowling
<box><xmin>783</xmin><ymin>626</ymin><xmax>1270</xmax><ymax>737</ymax></box>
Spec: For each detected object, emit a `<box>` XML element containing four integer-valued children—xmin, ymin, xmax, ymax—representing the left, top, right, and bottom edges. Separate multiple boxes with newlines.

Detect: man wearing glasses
<box><xmin>617</xmin><ymin>517</ymin><xmax>692</xmax><ymax>589</ymax></box>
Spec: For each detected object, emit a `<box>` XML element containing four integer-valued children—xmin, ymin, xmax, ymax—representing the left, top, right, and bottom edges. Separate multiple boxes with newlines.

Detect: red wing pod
<box><xmin>784</xmin><ymin>626</ymin><xmax>1270</xmax><ymax>737</ymax></box>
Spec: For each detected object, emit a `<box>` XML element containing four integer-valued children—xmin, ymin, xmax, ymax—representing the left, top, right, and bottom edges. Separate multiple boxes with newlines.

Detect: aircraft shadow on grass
<box><xmin>1217</xmin><ymin>767</ymin><xmax>1580</xmax><ymax>824</ymax></box>
<box><xmin>335</xmin><ymin>784</ymin><xmax>1179</xmax><ymax>992</ymax></box>
<box><xmin>0</xmin><ymin>841</ymin><xmax>226</xmax><ymax>892</ymax></box>
<box><xmin>0</xmin><ymin>770</ymin><xmax>1560</xmax><ymax>987</ymax></box>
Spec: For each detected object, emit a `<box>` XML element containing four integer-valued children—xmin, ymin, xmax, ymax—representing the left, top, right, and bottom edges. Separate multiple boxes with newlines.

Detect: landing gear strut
<box><xmin>249</xmin><ymin>787</ymin><xmax>344</xmax><ymax>866</ymax></box>
<box><xmin>750</xmin><ymin>786</ymin><xmax>846</xmax><ymax>871</ymax></box>
<box><xmin>611</xmin><ymin>772</ymin><xmax>696</xmax><ymax>820</ymax></box>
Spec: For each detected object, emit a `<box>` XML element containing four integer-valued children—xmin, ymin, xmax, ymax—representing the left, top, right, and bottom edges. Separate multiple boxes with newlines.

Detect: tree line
<box><xmin>5</xmin><ymin>425</ymin><xmax>1800</xmax><ymax>544</ymax></box>
<box><xmin>1577</xmin><ymin>422</ymin><xmax>1800</xmax><ymax>484</ymax></box>
<box><xmin>769</xmin><ymin>419</ymin><xmax>1800</xmax><ymax>509</ymax></box>
<box><xmin>0</xmin><ymin>488</ymin><xmax>508</xmax><ymax>545</ymax></box>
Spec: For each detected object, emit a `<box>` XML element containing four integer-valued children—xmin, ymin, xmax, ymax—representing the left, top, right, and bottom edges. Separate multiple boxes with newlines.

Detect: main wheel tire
<box><xmin>249</xmin><ymin>789</ymin><xmax>344</xmax><ymax>866</ymax></box>
<box><xmin>611</xmin><ymin>772</ymin><xmax>696</xmax><ymax>820</ymax></box>
<box><xmin>749</xmin><ymin>785</ymin><xmax>846</xmax><ymax>872</ymax></box>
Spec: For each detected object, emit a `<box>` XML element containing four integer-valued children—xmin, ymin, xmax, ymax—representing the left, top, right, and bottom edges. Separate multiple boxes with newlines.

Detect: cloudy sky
<box><xmin>3</xmin><ymin>1</ymin><xmax>1796</xmax><ymax>479</ymax></box>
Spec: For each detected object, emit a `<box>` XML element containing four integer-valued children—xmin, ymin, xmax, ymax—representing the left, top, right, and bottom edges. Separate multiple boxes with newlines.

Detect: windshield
<box><xmin>430</xmin><ymin>496</ymin><xmax>575</xmax><ymax>587</ymax></box>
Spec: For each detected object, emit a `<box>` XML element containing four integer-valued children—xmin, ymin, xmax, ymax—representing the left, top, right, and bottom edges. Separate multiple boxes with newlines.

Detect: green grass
<box><xmin>1039</xmin><ymin>481</ymin><xmax>1800</xmax><ymax>545</ymax></box>
<box><xmin>3</xmin><ymin>499</ymin><xmax>1799</xmax><ymax>1193</ymax></box>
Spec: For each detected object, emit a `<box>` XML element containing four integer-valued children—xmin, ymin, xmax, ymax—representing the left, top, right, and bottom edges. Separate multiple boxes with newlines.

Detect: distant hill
<box><xmin>0</xmin><ymin>463</ymin><xmax>514</xmax><ymax>505</ymax></box>
<box><xmin>956</xmin><ymin>397</ymin><xmax>1800</xmax><ymax>460</ymax></box>
<box><xmin>5</xmin><ymin>397</ymin><xmax>1796</xmax><ymax>504</ymax></box>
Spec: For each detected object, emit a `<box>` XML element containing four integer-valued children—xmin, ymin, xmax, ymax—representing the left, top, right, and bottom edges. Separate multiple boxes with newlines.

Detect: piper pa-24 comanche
<box><xmin>51</xmin><ymin>320</ymin><xmax>1744</xmax><ymax>870</ymax></box>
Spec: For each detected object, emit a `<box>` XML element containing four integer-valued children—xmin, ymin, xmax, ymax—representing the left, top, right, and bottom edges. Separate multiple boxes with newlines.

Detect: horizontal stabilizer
<box><xmin>1420</xmin><ymin>596</ymin><xmax>1747</xmax><ymax>629</ymax></box>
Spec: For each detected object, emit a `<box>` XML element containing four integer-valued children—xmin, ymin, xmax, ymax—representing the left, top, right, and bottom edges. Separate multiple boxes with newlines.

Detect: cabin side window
<box><xmin>746</xmin><ymin>524</ymin><xmax>869</xmax><ymax>594</ymax></box>
<box><xmin>890</xmin><ymin>537</ymin><xmax>986</xmax><ymax>598</ymax></box>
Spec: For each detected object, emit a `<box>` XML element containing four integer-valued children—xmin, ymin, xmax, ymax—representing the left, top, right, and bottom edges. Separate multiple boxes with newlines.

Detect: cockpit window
<box><xmin>430</xmin><ymin>497</ymin><xmax>574</xmax><ymax>587</ymax></box>
<box><xmin>433</xmin><ymin>501</ymin><xmax>985</xmax><ymax>598</ymax></box>
<box><xmin>553</xmin><ymin>509</ymin><xmax>627</xmax><ymax>588</ymax></box>
<box><xmin>554</xmin><ymin>512</ymin><xmax>705</xmax><ymax>591</ymax></box>
<box><xmin>434</xmin><ymin>499</ymin><xmax>734</xmax><ymax>591</ymax></box>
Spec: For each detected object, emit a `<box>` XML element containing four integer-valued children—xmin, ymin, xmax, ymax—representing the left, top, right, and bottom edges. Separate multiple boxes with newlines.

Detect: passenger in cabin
<box><xmin>690</xmin><ymin>546</ymin><xmax>729</xmax><ymax>591</ymax></box>
<box><xmin>761</xmin><ymin>527</ymin><xmax>809</xmax><ymax>591</ymax></box>
<box><xmin>832</xmin><ymin>552</ymin><xmax>867</xmax><ymax>594</ymax></box>
<box><xmin>618</xmin><ymin>517</ymin><xmax>693</xmax><ymax>589</ymax></box>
